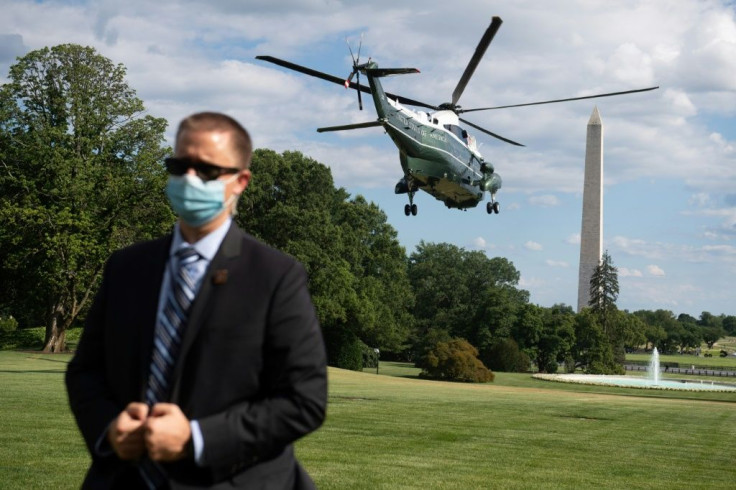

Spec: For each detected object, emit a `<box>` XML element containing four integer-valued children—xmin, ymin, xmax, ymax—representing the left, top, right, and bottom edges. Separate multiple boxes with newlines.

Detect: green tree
<box><xmin>333</xmin><ymin>195</ymin><xmax>414</xmax><ymax>352</ymax></box>
<box><xmin>695</xmin><ymin>327</ymin><xmax>726</xmax><ymax>349</ymax></box>
<box><xmin>587</xmin><ymin>251</ymin><xmax>624</xmax><ymax>366</ymax></box>
<box><xmin>588</xmin><ymin>250</ymin><xmax>619</xmax><ymax>336</ymax></box>
<box><xmin>679</xmin><ymin>323</ymin><xmax>703</xmax><ymax>353</ymax></box>
<box><xmin>572</xmin><ymin>309</ymin><xmax>621</xmax><ymax>374</ymax></box>
<box><xmin>634</xmin><ymin>309</ymin><xmax>677</xmax><ymax>352</ymax></box>
<box><xmin>616</xmin><ymin>310</ymin><xmax>647</xmax><ymax>351</ymax></box>
<box><xmin>721</xmin><ymin>315</ymin><xmax>736</xmax><ymax>336</ymax></box>
<box><xmin>407</xmin><ymin>241</ymin><xmax>527</xmax><ymax>356</ymax></box>
<box><xmin>0</xmin><ymin>44</ymin><xmax>172</xmax><ymax>352</ymax></box>
<box><xmin>535</xmin><ymin>304</ymin><xmax>576</xmax><ymax>373</ymax></box>
<box><xmin>236</xmin><ymin>149</ymin><xmax>413</xmax><ymax>365</ymax></box>
<box><xmin>509</xmin><ymin>303</ymin><xmax>543</xmax><ymax>361</ymax></box>
<box><xmin>696</xmin><ymin>312</ymin><xmax>725</xmax><ymax>349</ymax></box>
<box><xmin>697</xmin><ymin>311</ymin><xmax>722</xmax><ymax>330</ymax></box>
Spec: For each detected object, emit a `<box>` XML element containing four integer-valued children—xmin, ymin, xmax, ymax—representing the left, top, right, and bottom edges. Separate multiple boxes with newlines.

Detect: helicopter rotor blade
<box><xmin>357</xmin><ymin>71</ymin><xmax>363</xmax><ymax>110</ymax></box>
<box><xmin>459</xmin><ymin>117</ymin><xmax>524</xmax><ymax>147</ymax></box>
<box><xmin>390</xmin><ymin>93</ymin><xmax>437</xmax><ymax>111</ymax></box>
<box><xmin>317</xmin><ymin>120</ymin><xmax>384</xmax><ymax>132</ymax></box>
<box><xmin>346</xmin><ymin>40</ymin><xmax>355</xmax><ymax>64</ymax></box>
<box><xmin>356</xmin><ymin>33</ymin><xmax>363</xmax><ymax>63</ymax></box>
<box><xmin>451</xmin><ymin>16</ymin><xmax>503</xmax><ymax>107</ymax></box>
<box><xmin>459</xmin><ymin>86</ymin><xmax>660</xmax><ymax>113</ymax></box>
<box><xmin>258</xmin><ymin>55</ymin><xmax>361</xmax><ymax>88</ymax></box>
<box><xmin>256</xmin><ymin>56</ymin><xmax>438</xmax><ymax>111</ymax></box>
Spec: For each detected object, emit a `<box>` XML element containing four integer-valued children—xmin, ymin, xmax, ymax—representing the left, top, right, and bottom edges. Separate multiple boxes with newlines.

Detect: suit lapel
<box><xmin>138</xmin><ymin>234</ymin><xmax>173</xmax><ymax>395</ymax></box>
<box><xmin>170</xmin><ymin>223</ymin><xmax>244</xmax><ymax>402</ymax></box>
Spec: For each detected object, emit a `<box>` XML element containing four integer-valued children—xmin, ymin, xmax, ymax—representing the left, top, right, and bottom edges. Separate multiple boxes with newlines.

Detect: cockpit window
<box><xmin>444</xmin><ymin>124</ymin><xmax>468</xmax><ymax>142</ymax></box>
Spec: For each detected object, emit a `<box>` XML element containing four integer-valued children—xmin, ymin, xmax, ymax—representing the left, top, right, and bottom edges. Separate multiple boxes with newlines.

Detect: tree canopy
<box><xmin>0</xmin><ymin>44</ymin><xmax>172</xmax><ymax>351</ymax></box>
<box><xmin>236</xmin><ymin>149</ymin><xmax>414</xmax><ymax>362</ymax></box>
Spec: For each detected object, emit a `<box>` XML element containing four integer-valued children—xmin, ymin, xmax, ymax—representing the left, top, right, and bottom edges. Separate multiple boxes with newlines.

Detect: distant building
<box><xmin>577</xmin><ymin>107</ymin><xmax>603</xmax><ymax>312</ymax></box>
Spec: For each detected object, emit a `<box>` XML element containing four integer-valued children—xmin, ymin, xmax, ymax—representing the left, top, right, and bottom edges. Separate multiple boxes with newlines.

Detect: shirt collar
<box><xmin>170</xmin><ymin>217</ymin><xmax>232</xmax><ymax>261</ymax></box>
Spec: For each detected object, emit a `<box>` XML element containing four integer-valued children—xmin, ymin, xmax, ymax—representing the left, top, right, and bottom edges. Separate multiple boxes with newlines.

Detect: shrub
<box><xmin>481</xmin><ymin>338</ymin><xmax>530</xmax><ymax>373</ymax></box>
<box><xmin>0</xmin><ymin>326</ymin><xmax>45</xmax><ymax>350</ymax></box>
<box><xmin>539</xmin><ymin>358</ymin><xmax>560</xmax><ymax>374</ymax></box>
<box><xmin>323</xmin><ymin>326</ymin><xmax>364</xmax><ymax>371</ymax></box>
<box><xmin>419</xmin><ymin>338</ymin><xmax>494</xmax><ymax>383</ymax></box>
<box><xmin>586</xmin><ymin>361</ymin><xmax>625</xmax><ymax>375</ymax></box>
<box><xmin>362</xmin><ymin>345</ymin><xmax>379</xmax><ymax>369</ymax></box>
<box><xmin>563</xmin><ymin>355</ymin><xmax>576</xmax><ymax>373</ymax></box>
<box><xmin>0</xmin><ymin>315</ymin><xmax>18</xmax><ymax>333</ymax></box>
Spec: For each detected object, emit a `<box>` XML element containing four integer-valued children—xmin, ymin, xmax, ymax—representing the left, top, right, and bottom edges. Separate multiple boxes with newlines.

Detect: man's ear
<box><xmin>234</xmin><ymin>169</ymin><xmax>252</xmax><ymax>195</ymax></box>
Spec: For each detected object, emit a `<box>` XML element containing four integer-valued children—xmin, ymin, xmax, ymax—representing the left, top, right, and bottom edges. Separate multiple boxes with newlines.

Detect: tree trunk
<box><xmin>43</xmin><ymin>303</ymin><xmax>67</xmax><ymax>353</ymax></box>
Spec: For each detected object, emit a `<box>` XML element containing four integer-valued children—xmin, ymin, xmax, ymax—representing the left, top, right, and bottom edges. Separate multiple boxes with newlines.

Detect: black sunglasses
<box><xmin>165</xmin><ymin>157</ymin><xmax>240</xmax><ymax>182</ymax></box>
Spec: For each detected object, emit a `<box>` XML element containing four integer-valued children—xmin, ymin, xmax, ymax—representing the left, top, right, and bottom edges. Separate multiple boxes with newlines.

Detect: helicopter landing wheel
<box><xmin>486</xmin><ymin>202</ymin><xmax>493</xmax><ymax>214</ymax></box>
<box><xmin>404</xmin><ymin>204</ymin><xmax>411</xmax><ymax>216</ymax></box>
<box><xmin>411</xmin><ymin>203</ymin><xmax>418</xmax><ymax>216</ymax></box>
<box><xmin>493</xmin><ymin>201</ymin><xmax>500</xmax><ymax>214</ymax></box>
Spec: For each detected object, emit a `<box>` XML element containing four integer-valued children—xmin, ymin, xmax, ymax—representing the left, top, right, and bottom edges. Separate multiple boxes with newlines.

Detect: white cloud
<box><xmin>688</xmin><ymin>193</ymin><xmax>711</xmax><ymax>207</ymax></box>
<box><xmin>566</xmin><ymin>233</ymin><xmax>581</xmax><ymax>245</ymax></box>
<box><xmin>546</xmin><ymin>260</ymin><xmax>569</xmax><ymax>268</ymax></box>
<box><xmin>647</xmin><ymin>264</ymin><xmax>666</xmax><ymax>276</ymax></box>
<box><xmin>703</xmin><ymin>244</ymin><xmax>736</xmax><ymax>256</ymax></box>
<box><xmin>619</xmin><ymin>281</ymin><xmax>699</xmax><ymax>310</ymax></box>
<box><xmin>519</xmin><ymin>276</ymin><xmax>546</xmax><ymax>289</ymax></box>
<box><xmin>525</xmin><ymin>241</ymin><xmax>543</xmax><ymax>251</ymax></box>
<box><xmin>529</xmin><ymin>195</ymin><xmax>560</xmax><ymax>207</ymax></box>
<box><xmin>619</xmin><ymin>267</ymin><xmax>643</xmax><ymax>277</ymax></box>
<box><xmin>612</xmin><ymin>235</ymin><xmax>736</xmax><ymax>265</ymax></box>
<box><xmin>471</xmin><ymin>236</ymin><xmax>487</xmax><ymax>249</ymax></box>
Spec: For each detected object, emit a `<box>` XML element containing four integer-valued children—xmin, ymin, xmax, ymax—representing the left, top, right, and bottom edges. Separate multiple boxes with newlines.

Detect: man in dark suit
<box><xmin>66</xmin><ymin>112</ymin><xmax>328</xmax><ymax>489</ymax></box>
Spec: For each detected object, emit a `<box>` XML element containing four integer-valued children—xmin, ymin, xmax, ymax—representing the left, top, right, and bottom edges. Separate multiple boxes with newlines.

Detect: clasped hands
<box><xmin>107</xmin><ymin>402</ymin><xmax>191</xmax><ymax>462</ymax></box>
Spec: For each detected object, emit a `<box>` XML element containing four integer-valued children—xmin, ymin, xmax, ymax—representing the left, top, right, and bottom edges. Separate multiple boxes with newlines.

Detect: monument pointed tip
<box><xmin>588</xmin><ymin>106</ymin><xmax>602</xmax><ymax>125</ymax></box>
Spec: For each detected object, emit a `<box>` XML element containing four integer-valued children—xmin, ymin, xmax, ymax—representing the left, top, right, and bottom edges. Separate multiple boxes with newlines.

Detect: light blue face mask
<box><xmin>165</xmin><ymin>174</ymin><xmax>237</xmax><ymax>227</ymax></box>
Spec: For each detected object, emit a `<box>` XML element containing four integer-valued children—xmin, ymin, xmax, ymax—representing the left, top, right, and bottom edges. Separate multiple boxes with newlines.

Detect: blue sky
<box><xmin>2</xmin><ymin>0</ymin><xmax>735</xmax><ymax>316</ymax></box>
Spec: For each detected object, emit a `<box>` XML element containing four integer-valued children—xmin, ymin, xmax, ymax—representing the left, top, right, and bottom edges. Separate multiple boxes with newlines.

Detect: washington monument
<box><xmin>577</xmin><ymin>107</ymin><xmax>603</xmax><ymax>312</ymax></box>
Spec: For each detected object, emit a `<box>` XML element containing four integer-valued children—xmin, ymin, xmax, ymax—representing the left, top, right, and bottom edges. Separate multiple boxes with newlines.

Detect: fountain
<box><xmin>649</xmin><ymin>347</ymin><xmax>660</xmax><ymax>385</ymax></box>
<box><xmin>534</xmin><ymin>348</ymin><xmax>736</xmax><ymax>392</ymax></box>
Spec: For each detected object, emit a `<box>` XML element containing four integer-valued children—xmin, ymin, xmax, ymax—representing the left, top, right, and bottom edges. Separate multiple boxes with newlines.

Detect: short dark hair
<box><xmin>176</xmin><ymin>112</ymin><xmax>253</xmax><ymax>168</ymax></box>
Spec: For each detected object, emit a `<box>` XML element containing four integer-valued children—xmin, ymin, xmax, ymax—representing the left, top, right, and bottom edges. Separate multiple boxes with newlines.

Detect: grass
<box><xmin>2</xmin><ymin>352</ymin><xmax>736</xmax><ymax>489</ymax></box>
<box><xmin>308</xmin><ymin>365</ymin><xmax>736</xmax><ymax>489</ymax></box>
<box><xmin>0</xmin><ymin>351</ymin><xmax>89</xmax><ymax>489</ymax></box>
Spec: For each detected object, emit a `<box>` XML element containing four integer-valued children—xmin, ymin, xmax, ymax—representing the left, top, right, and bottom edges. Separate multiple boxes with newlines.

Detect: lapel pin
<box><xmin>212</xmin><ymin>269</ymin><xmax>228</xmax><ymax>285</ymax></box>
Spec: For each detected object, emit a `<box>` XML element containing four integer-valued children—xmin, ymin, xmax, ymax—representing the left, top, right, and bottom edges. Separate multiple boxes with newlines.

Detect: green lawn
<box><xmin>2</xmin><ymin>351</ymin><xmax>735</xmax><ymax>489</ymax></box>
<box><xmin>0</xmin><ymin>351</ymin><xmax>89</xmax><ymax>489</ymax></box>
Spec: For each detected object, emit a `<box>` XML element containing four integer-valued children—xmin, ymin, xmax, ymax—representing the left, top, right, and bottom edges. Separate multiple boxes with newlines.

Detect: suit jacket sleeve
<box><xmin>195</xmin><ymin>258</ymin><xmax>328</xmax><ymax>469</ymax></box>
<box><xmin>65</xmin><ymin>252</ymin><xmax>128</xmax><ymax>457</ymax></box>
<box><xmin>66</xmin><ymin>237</ymin><xmax>167</xmax><ymax>460</ymax></box>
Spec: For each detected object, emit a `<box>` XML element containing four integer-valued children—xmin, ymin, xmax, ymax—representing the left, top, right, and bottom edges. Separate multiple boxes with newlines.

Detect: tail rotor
<box><xmin>345</xmin><ymin>34</ymin><xmax>364</xmax><ymax>110</ymax></box>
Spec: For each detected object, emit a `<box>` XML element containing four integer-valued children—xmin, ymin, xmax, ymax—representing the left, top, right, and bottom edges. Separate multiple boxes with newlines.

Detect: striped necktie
<box><xmin>140</xmin><ymin>246</ymin><xmax>200</xmax><ymax>489</ymax></box>
<box><xmin>146</xmin><ymin>246</ymin><xmax>200</xmax><ymax>405</ymax></box>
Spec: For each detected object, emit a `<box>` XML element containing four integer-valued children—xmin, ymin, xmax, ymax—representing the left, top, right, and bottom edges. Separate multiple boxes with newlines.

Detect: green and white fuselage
<box><xmin>364</xmin><ymin>63</ymin><xmax>502</xmax><ymax>210</ymax></box>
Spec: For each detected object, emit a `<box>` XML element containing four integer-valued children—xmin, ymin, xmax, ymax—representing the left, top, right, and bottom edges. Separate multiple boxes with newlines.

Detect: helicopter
<box><xmin>257</xmin><ymin>16</ymin><xmax>658</xmax><ymax>216</ymax></box>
